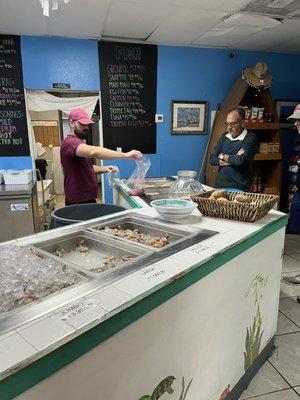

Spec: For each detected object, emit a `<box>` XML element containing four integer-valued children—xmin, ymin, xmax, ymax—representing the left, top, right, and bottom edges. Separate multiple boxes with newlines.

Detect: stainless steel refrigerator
<box><xmin>0</xmin><ymin>182</ymin><xmax>38</xmax><ymax>242</ymax></box>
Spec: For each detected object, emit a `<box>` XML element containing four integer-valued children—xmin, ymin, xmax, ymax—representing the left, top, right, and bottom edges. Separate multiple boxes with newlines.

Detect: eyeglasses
<box><xmin>224</xmin><ymin>120</ymin><xmax>243</xmax><ymax>127</ymax></box>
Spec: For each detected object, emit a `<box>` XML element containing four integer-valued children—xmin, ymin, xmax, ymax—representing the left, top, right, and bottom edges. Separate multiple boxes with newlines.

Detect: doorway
<box><xmin>25</xmin><ymin>89</ymin><xmax>101</xmax><ymax>225</ymax></box>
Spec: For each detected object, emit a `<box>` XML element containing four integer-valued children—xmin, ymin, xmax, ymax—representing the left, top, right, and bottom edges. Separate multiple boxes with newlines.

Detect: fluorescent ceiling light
<box><xmin>38</xmin><ymin>0</ymin><xmax>71</xmax><ymax>17</ymax></box>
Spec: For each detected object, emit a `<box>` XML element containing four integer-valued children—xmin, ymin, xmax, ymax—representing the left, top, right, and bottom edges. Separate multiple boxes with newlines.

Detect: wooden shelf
<box><xmin>254</xmin><ymin>153</ymin><xmax>282</xmax><ymax>161</ymax></box>
<box><xmin>205</xmin><ymin>79</ymin><xmax>282</xmax><ymax>197</ymax></box>
<box><xmin>245</xmin><ymin>122</ymin><xmax>279</xmax><ymax>130</ymax></box>
<box><xmin>263</xmin><ymin>189</ymin><xmax>280</xmax><ymax>195</ymax></box>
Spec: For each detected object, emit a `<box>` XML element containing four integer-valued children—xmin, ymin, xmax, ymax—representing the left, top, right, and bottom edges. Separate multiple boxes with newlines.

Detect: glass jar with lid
<box><xmin>168</xmin><ymin>170</ymin><xmax>204</xmax><ymax>200</ymax></box>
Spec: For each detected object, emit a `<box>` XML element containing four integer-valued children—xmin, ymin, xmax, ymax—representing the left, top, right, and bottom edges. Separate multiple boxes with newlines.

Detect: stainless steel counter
<box><xmin>0</xmin><ymin>212</ymin><xmax>217</xmax><ymax>335</ymax></box>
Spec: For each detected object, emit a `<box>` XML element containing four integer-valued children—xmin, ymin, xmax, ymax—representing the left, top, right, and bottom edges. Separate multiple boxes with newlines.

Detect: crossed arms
<box><xmin>210</xmin><ymin>133</ymin><xmax>257</xmax><ymax>167</ymax></box>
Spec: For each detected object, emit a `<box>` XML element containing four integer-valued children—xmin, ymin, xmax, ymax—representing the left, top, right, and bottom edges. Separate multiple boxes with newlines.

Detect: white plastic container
<box><xmin>3</xmin><ymin>169</ymin><xmax>33</xmax><ymax>185</ymax></box>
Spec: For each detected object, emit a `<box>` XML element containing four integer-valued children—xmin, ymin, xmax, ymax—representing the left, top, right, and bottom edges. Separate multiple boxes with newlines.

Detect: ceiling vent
<box><xmin>101</xmin><ymin>34</ymin><xmax>148</xmax><ymax>42</ymax></box>
<box><xmin>241</xmin><ymin>0</ymin><xmax>300</xmax><ymax>19</ymax></box>
<box><xmin>222</xmin><ymin>12</ymin><xmax>282</xmax><ymax>28</ymax></box>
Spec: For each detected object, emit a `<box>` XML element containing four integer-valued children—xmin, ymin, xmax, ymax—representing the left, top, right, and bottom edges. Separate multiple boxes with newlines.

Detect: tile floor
<box><xmin>240</xmin><ymin>233</ymin><xmax>300</xmax><ymax>399</ymax></box>
<box><xmin>53</xmin><ymin>184</ymin><xmax>103</xmax><ymax>210</ymax></box>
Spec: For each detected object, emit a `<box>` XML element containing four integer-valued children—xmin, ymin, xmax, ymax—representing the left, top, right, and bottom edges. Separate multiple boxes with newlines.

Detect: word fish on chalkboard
<box><xmin>0</xmin><ymin>35</ymin><xmax>30</xmax><ymax>156</ymax></box>
<box><xmin>100</xmin><ymin>42</ymin><xmax>157</xmax><ymax>154</ymax></box>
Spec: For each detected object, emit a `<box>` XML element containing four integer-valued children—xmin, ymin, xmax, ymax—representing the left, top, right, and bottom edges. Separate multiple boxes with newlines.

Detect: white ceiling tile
<box><xmin>241</xmin><ymin>0</ymin><xmax>300</xmax><ymax>19</ymax></box>
<box><xmin>223</xmin><ymin>12</ymin><xmax>282</xmax><ymax>27</ymax></box>
<box><xmin>234</xmin><ymin>19</ymin><xmax>300</xmax><ymax>50</ymax></box>
<box><xmin>193</xmin><ymin>12</ymin><xmax>300</xmax><ymax>49</ymax></box>
<box><xmin>0</xmin><ymin>0</ymin><xmax>299</xmax><ymax>53</ymax></box>
<box><xmin>48</xmin><ymin>0</ymin><xmax>111</xmax><ymax>38</ymax></box>
<box><xmin>193</xmin><ymin>25</ymin><xmax>263</xmax><ymax>47</ymax></box>
<box><xmin>103</xmin><ymin>1</ymin><xmax>172</xmax><ymax>39</ymax></box>
<box><xmin>0</xmin><ymin>0</ymin><xmax>50</xmax><ymax>36</ymax></box>
<box><xmin>130</xmin><ymin>0</ymin><xmax>252</xmax><ymax>12</ymax></box>
<box><xmin>148</xmin><ymin>9</ymin><xmax>226</xmax><ymax>45</ymax></box>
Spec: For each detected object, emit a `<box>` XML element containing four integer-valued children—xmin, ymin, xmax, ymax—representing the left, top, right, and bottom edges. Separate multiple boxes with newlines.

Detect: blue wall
<box><xmin>2</xmin><ymin>35</ymin><xmax>300</xmax><ymax>203</ymax></box>
<box><xmin>156</xmin><ymin>46</ymin><xmax>300</xmax><ymax>177</ymax></box>
<box><xmin>21</xmin><ymin>36</ymin><xmax>100</xmax><ymax>90</ymax></box>
<box><xmin>0</xmin><ymin>157</ymin><xmax>32</xmax><ymax>170</ymax></box>
<box><xmin>105</xmin><ymin>46</ymin><xmax>300</xmax><ymax>202</ymax></box>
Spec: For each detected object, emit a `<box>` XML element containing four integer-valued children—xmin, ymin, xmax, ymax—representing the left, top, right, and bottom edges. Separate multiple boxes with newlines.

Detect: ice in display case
<box><xmin>0</xmin><ymin>243</ymin><xmax>89</xmax><ymax>316</ymax></box>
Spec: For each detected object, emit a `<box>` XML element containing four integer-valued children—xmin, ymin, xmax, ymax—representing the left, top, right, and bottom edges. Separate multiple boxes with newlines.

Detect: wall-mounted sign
<box><xmin>52</xmin><ymin>82</ymin><xmax>71</xmax><ymax>89</ymax></box>
<box><xmin>99</xmin><ymin>41</ymin><xmax>157</xmax><ymax>154</ymax></box>
<box><xmin>0</xmin><ymin>35</ymin><xmax>30</xmax><ymax>156</ymax></box>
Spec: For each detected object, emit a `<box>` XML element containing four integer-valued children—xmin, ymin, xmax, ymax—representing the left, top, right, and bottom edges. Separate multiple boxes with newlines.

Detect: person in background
<box><xmin>210</xmin><ymin>107</ymin><xmax>257</xmax><ymax>191</ymax></box>
<box><xmin>283</xmin><ymin>104</ymin><xmax>300</xmax><ymax>286</ymax></box>
<box><xmin>60</xmin><ymin>108</ymin><xmax>142</xmax><ymax>206</ymax></box>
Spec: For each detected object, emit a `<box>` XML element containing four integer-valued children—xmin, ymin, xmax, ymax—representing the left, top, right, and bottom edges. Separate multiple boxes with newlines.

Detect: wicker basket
<box><xmin>191</xmin><ymin>191</ymin><xmax>278</xmax><ymax>223</ymax></box>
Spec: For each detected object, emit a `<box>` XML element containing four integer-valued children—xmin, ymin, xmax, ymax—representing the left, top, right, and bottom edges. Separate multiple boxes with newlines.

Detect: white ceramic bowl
<box><xmin>150</xmin><ymin>198</ymin><xmax>197</xmax><ymax>221</ymax></box>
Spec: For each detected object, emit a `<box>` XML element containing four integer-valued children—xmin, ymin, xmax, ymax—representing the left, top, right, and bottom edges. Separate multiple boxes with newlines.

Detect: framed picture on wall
<box><xmin>171</xmin><ymin>100</ymin><xmax>208</xmax><ymax>135</ymax></box>
<box><xmin>276</xmin><ymin>100</ymin><xmax>300</xmax><ymax>129</ymax></box>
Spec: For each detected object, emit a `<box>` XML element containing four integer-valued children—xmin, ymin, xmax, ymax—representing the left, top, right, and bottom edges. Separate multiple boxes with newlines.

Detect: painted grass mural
<box><xmin>137</xmin><ymin>274</ymin><xmax>269</xmax><ymax>399</ymax></box>
<box><xmin>244</xmin><ymin>274</ymin><xmax>269</xmax><ymax>372</ymax></box>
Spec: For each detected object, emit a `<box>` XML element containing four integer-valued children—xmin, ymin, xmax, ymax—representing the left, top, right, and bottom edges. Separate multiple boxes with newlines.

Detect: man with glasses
<box><xmin>210</xmin><ymin>107</ymin><xmax>257</xmax><ymax>191</ymax></box>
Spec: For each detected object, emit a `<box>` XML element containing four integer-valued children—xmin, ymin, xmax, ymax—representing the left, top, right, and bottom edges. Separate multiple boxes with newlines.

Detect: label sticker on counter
<box><xmin>189</xmin><ymin>243</ymin><xmax>211</xmax><ymax>254</ymax></box>
<box><xmin>11</xmin><ymin>203</ymin><xmax>29</xmax><ymax>211</ymax></box>
<box><xmin>59</xmin><ymin>299</ymin><xmax>97</xmax><ymax>321</ymax></box>
<box><xmin>139</xmin><ymin>266</ymin><xmax>168</xmax><ymax>282</ymax></box>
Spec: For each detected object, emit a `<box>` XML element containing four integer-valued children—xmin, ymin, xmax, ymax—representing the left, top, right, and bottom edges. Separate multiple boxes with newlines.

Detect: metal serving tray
<box><xmin>144</xmin><ymin>186</ymin><xmax>170</xmax><ymax>201</ymax></box>
<box><xmin>32</xmin><ymin>230</ymin><xmax>150</xmax><ymax>277</ymax></box>
<box><xmin>88</xmin><ymin>215</ymin><xmax>196</xmax><ymax>251</ymax></box>
<box><xmin>143</xmin><ymin>177</ymin><xmax>174</xmax><ymax>189</ymax></box>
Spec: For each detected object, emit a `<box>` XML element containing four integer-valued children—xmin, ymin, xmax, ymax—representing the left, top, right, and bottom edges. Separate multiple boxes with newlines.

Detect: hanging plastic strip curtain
<box><xmin>38</xmin><ymin>0</ymin><xmax>71</xmax><ymax>17</ymax></box>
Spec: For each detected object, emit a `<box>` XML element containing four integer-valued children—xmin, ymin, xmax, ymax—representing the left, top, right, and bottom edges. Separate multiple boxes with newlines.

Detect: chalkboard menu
<box><xmin>99</xmin><ymin>41</ymin><xmax>157</xmax><ymax>154</ymax></box>
<box><xmin>0</xmin><ymin>35</ymin><xmax>30</xmax><ymax>156</ymax></box>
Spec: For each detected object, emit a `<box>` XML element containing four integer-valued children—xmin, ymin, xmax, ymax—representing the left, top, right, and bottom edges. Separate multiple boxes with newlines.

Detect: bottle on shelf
<box><xmin>250</xmin><ymin>169</ymin><xmax>263</xmax><ymax>193</ymax></box>
<box><xmin>251</xmin><ymin>171</ymin><xmax>258</xmax><ymax>193</ymax></box>
<box><xmin>257</xmin><ymin>173</ymin><xmax>262</xmax><ymax>193</ymax></box>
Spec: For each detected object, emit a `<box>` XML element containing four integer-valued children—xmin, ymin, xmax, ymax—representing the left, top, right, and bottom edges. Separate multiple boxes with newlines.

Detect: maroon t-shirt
<box><xmin>60</xmin><ymin>134</ymin><xmax>98</xmax><ymax>204</ymax></box>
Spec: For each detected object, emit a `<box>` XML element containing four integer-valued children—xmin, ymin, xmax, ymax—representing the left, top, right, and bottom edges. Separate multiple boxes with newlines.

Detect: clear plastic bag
<box><xmin>106</xmin><ymin>167</ymin><xmax>121</xmax><ymax>188</ymax></box>
<box><xmin>125</xmin><ymin>156</ymin><xmax>151</xmax><ymax>195</ymax></box>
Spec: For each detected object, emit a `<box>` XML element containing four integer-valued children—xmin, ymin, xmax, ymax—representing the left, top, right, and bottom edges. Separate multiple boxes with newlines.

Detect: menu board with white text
<box><xmin>0</xmin><ymin>35</ymin><xmax>30</xmax><ymax>156</ymax></box>
<box><xmin>99</xmin><ymin>41</ymin><xmax>157</xmax><ymax>154</ymax></box>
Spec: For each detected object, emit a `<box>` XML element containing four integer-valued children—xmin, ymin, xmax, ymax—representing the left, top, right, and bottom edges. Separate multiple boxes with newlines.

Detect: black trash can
<box><xmin>51</xmin><ymin>203</ymin><xmax>125</xmax><ymax>228</ymax></box>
